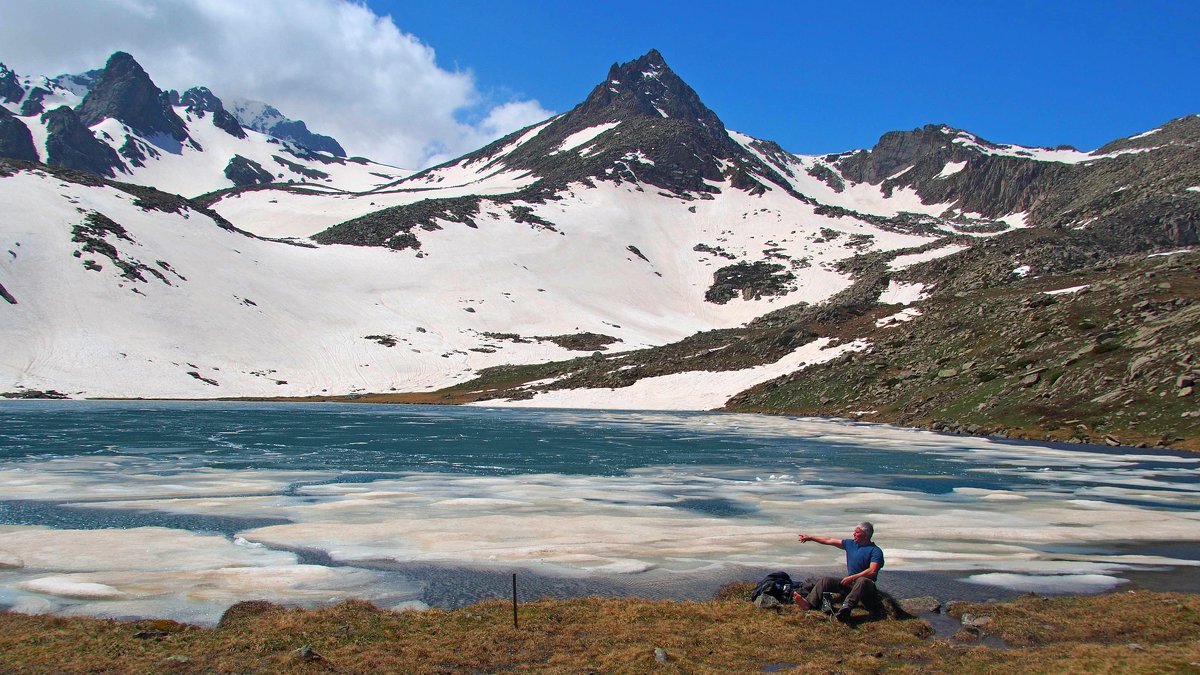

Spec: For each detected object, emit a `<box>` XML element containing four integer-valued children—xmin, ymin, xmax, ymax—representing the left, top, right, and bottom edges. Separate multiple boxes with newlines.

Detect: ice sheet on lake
<box><xmin>1</xmin><ymin>412</ymin><xmax>1198</xmax><ymax>622</ymax></box>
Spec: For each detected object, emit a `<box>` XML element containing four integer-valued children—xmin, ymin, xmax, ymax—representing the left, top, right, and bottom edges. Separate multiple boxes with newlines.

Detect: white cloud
<box><xmin>0</xmin><ymin>0</ymin><xmax>553</xmax><ymax>169</ymax></box>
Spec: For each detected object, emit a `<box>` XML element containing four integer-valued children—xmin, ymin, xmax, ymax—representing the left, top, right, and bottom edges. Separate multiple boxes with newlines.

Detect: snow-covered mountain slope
<box><xmin>0</xmin><ymin>154</ymin><xmax>946</xmax><ymax>399</ymax></box>
<box><xmin>0</xmin><ymin>54</ymin><xmax>407</xmax><ymax>196</ymax></box>
<box><xmin>2</xmin><ymin>49</ymin><xmax>1196</xmax><ymax>405</ymax></box>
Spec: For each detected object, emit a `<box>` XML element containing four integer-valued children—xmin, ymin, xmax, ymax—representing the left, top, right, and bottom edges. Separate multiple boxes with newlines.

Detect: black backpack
<box><xmin>750</xmin><ymin>571</ymin><xmax>795</xmax><ymax>604</ymax></box>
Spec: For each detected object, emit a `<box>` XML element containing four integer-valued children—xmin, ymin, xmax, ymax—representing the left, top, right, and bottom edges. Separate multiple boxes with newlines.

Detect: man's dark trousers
<box><xmin>805</xmin><ymin>576</ymin><xmax>881</xmax><ymax>614</ymax></box>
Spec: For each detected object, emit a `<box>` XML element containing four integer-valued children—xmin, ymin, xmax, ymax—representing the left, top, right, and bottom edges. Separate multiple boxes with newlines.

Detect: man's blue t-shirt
<box><xmin>842</xmin><ymin>539</ymin><xmax>884</xmax><ymax>577</ymax></box>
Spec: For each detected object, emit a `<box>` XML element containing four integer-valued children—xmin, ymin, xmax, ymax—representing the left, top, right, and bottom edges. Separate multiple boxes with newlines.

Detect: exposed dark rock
<box><xmin>76</xmin><ymin>52</ymin><xmax>189</xmax><ymax>143</ymax></box>
<box><xmin>542</xmin><ymin>333</ymin><xmax>620</xmax><ymax>351</ymax></box>
<box><xmin>272</xmin><ymin>154</ymin><xmax>329</xmax><ymax>180</ymax></box>
<box><xmin>694</xmin><ymin>243</ymin><xmax>736</xmax><ymax>260</ymax></box>
<box><xmin>509</xmin><ymin>205</ymin><xmax>557</xmax><ymax>231</ymax></box>
<box><xmin>705</xmin><ymin>261</ymin><xmax>796</xmax><ymax>304</ymax></box>
<box><xmin>806</xmin><ymin>163</ymin><xmax>845</xmax><ymax>192</ymax></box>
<box><xmin>364</xmin><ymin>334</ymin><xmax>398</xmax><ymax>347</ymax></box>
<box><xmin>119</xmin><ymin>135</ymin><xmax>151</xmax><ymax>167</ymax></box>
<box><xmin>0</xmin><ymin>63</ymin><xmax>23</xmax><ymax>103</ymax></box>
<box><xmin>0</xmin><ymin>281</ymin><xmax>16</xmax><ymax>304</ymax></box>
<box><xmin>224</xmin><ymin>155</ymin><xmax>274</xmax><ymax>186</ymax></box>
<box><xmin>42</xmin><ymin>106</ymin><xmax>125</xmax><ymax>177</ymax></box>
<box><xmin>268</xmin><ymin>119</ymin><xmax>344</xmax><ymax>156</ymax></box>
<box><xmin>19</xmin><ymin>87</ymin><xmax>50</xmax><ymax>116</ymax></box>
<box><xmin>181</xmin><ymin>86</ymin><xmax>245</xmax><ymax>138</ymax></box>
<box><xmin>314</xmin><ymin>196</ymin><xmax>481</xmax><ymax>247</ymax></box>
<box><xmin>2</xmin><ymin>389</ymin><xmax>69</xmax><ymax>399</ymax></box>
<box><xmin>0</xmin><ymin>106</ymin><xmax>38</xmax><ymax>162</ymax></box>
<box><xmin>71</xmin><ymin>211</ymin><xmax>170</xmax><ymax>284</ymax></box>
<box><xmin>186</xmin><ymin>371</ymin><xmax>219</xmax><ymax>386</ymax></box>
<box><xmin>180</xmin><ymin>86</ymin><xmax>222</xmax><ymax>113</ymax></box>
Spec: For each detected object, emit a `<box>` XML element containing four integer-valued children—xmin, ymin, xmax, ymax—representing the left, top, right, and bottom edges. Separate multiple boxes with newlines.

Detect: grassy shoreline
<box><xmin>1</xmin><ymin>589</ymin><xmax>1197</xmax><ymax>673</ymax></box>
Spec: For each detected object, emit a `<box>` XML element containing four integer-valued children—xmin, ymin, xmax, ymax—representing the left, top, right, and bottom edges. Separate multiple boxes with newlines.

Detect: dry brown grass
<box><xmin>0</xmin><ymin>591</ymin><xmax>1197</xmax><ymax>673</ymax></box>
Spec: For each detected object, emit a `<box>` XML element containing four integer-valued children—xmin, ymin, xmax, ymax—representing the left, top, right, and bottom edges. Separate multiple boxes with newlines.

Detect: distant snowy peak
<box><xmin>229</xmin><ymin>99</ymin><xmax>345</xmax><ymax>157</ymax></box>
<box><xmin>0</xmin><ymin>53</ymin><xmax>406</xmax><ymax>196</ymax></box>
<box><xmin>50</xmin><ymin>68</ymin><xmax>102</xmax><ymax>98</ymax></box>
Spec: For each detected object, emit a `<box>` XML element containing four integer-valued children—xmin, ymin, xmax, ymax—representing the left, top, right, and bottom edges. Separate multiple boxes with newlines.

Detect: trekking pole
<box><xmin>512</xmin><ymin>573</ymin><xmax>518</xmax><ymax>629</ymax></box>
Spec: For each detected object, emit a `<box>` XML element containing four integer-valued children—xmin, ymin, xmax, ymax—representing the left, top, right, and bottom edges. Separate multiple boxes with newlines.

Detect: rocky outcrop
<box><xmin>314</xmin><ymin>196</ymin><xmax>481</xmax><ymax>249</ymax></box>
<box><xmin>705</xmin><ymin>261</ymin><xmax>796</xmax><ymax>304</ymax></box>
<box><xmin>830</xmin><ymin>117</ymin><xmax>1200</xmax><ymax>253</ymax></box>
<box><xmin>224</xmin><ymin>155</ymin><xmax>273</xmax><ymax>186</ymax></box>
<box><xmin>0</xmin><ymin>63</ymin><xmax>23</xmax><ymax>104</ymax></box>
<box><xmin>42</xmin><ymin>106</ymin><xmax>125</xmax><ymax>177</ymax></box>
<box><xmin>0</xmin><ymin>106</ymin><xmax>38</xmax><ymax>162</ymax></box>
<box><xmin>19</xmin><ymin>87</ymin><xmax>49</xmax><ymax>116</ymax></box>
<box><xmin>837</xmin><ymin>125</ymin><xmax>978</xmax><ymax>185</ymax></box>
<box><xmin>727</xmin><ymin>240</ymin><xmax>1200</xmax><ymax>450</ymax></box>
<box><xmin>76</xmin><ymin>52</ymin><xmax>189</xmax><ymax>143</ymax></box>
<box><xmin>181</xmin><ymin>86</ymin><xmax>246</xmax><ymax>139</ymax></box>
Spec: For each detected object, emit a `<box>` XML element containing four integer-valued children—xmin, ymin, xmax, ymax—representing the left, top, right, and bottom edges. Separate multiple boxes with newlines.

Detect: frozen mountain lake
<box><xmin>1</xmin><ymin>401</ymin><xmax>1198</xmax><ymax>624</ymax></box>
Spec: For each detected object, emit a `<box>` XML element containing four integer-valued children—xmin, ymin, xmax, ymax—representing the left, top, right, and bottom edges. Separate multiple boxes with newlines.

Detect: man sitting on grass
<box><xmin>796</xmin><ymin>521</ymin><xmax>884</xmax><ymax>623</ymax></box>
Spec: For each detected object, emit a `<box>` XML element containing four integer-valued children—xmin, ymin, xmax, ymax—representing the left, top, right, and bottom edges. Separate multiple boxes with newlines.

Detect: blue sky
<box><xmin>2</xmin><ymin>1</ymin><xmax>1197</xmax><ymax>167</ymax></box>
<box><xmin>378</xmin><ymin>0</ymin><xmax>1200</xmax><ymax>153</ymax></box>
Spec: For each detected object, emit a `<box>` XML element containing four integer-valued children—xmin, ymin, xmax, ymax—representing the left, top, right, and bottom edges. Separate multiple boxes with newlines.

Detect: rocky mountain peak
<box><xmin>180</xmin><ymin>86</ymin><xmax>222</xmax><ymax>113</ymax></box>
<box><xmin>431</xmin><ymin>49</ymin><xmax>795</xmax><ymax>200</ymax></box>
<box><xmin>181</xmin><ymin>86</ymin><xmax>246</xmax><ymax>139</ymax></box>
<box><xmin>0</xmin><ymin>63</ymin><xmax>23</xmax><ymax>104</ymax></box>
<box><xmin>76</xmin><ymin>51</ymin><xmax>189</xmax><ymax>143</ymax></box>
<box><xmin>578</xmin><ymin>49</ymin><xmax>724</xmax><ymax>132</ymax></box>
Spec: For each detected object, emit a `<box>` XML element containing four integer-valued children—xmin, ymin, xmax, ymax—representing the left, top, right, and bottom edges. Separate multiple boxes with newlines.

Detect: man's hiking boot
<box><xmin>834</xmin><ymin>605</ymin><xmax>853</xmax><ymax>624</ymax></box>
<box><xmin>820</xmin><ymin>593</ymin><xmax>835</xmax><ymax>615</ymax></box>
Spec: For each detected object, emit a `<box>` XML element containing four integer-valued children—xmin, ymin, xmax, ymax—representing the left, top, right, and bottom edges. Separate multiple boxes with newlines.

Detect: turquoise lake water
<box><xmin>1</xmin><ymin>401</ymin><xmax>1198</xmax><ymax>623</ymax></box>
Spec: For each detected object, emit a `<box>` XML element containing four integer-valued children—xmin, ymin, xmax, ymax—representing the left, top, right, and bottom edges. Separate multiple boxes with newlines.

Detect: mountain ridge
<box><xmin>1</xmin><ymin>49</ymin><xmax>1196</xmax><ymax>450</ymax></box>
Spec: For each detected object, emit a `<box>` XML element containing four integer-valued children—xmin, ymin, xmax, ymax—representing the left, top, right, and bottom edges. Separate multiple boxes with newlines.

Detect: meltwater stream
<box><xmin>1</xmin><ymin>401</ymin><xmax>1198</xmax><ymax>624</ymax></box>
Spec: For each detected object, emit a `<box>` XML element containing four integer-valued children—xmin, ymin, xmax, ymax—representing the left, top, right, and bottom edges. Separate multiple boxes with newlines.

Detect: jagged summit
<box><xmin>576</xmin><ymin>49</ymin><xmax>725</xmax><ymax>131</ymax></box>
<box><xmin>179</xmin><ymin>86</ymin><xmax>246</xmax><ymax>139</ymax></box>
<box><xmin>392</xmin><ymin>49</ymin><xmax>795</xmax><ymax>205</ymax></box>
<box><xmin>76</xmin><ymin>51</ymin><xmax>189</xmax><ymax>143</ymax></box>
<box><xmin>0</xmin><ymin>63</ymin><xmax>23</xmax><ymax>104</ymax></box>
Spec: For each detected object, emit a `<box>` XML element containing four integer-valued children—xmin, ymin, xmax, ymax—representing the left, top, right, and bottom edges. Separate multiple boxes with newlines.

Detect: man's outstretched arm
<box><xmin>797</xmin><ymin>534</ymin><xmax>845</xmax><ymax>548</ymax></box>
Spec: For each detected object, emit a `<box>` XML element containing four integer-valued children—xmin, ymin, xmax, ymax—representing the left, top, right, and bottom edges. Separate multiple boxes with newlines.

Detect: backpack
<box><xmin>750</xmin><ymin>571</ymin><xmax>795</xmax><ymax>605</ymax></box>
